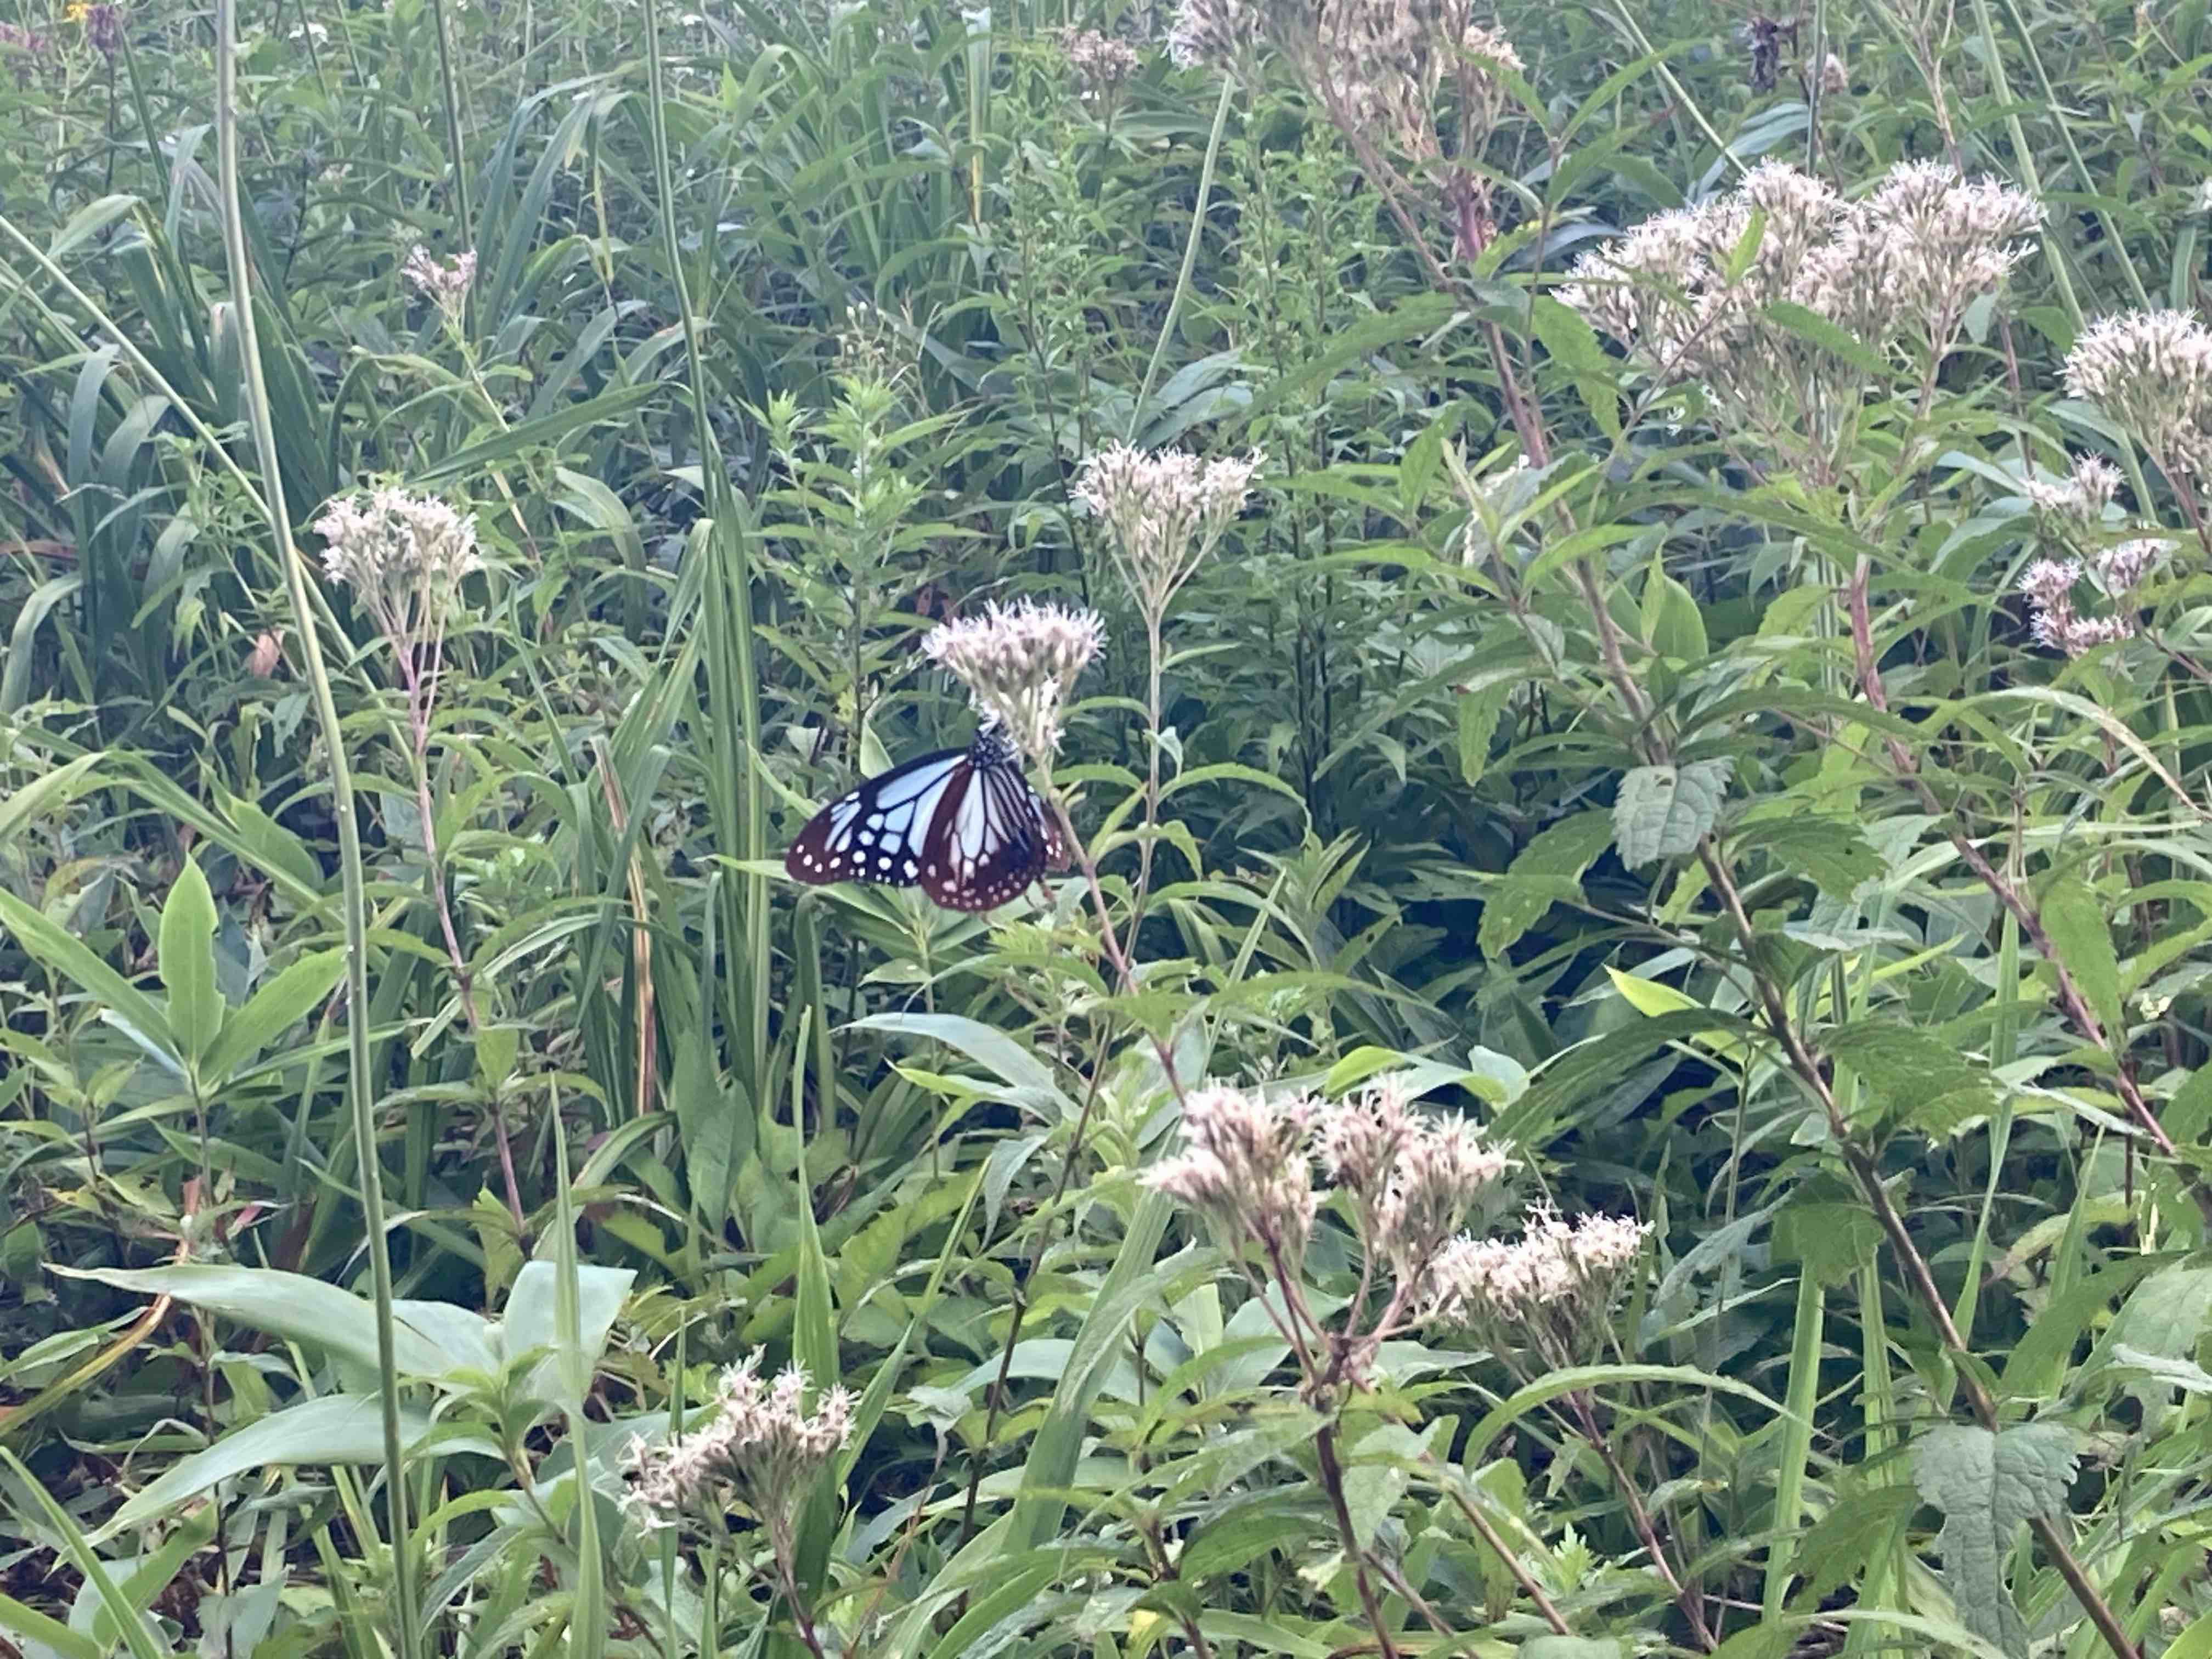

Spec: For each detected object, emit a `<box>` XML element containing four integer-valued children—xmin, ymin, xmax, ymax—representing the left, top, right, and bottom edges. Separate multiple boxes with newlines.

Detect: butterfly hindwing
<box><xmin>787</xmin><ymin>729</ymin><xmax>1059</xmax><ymax>911</ymax></box>
<box><xmin>919</xmin><ymin>758</ymin><xmax>1049</xmax><ymax>911</ymax></box>
<box><xmin>785</xmin><ymin>747</ymin><xmax>965</xmax><ymax>889</ymax></box>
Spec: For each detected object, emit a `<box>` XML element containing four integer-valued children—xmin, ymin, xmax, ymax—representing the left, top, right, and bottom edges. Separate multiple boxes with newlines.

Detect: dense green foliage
<box><xmin>9</xmin><ymin>0</ymin><xmax>2212</xmax><ymax>1655</ymax></box>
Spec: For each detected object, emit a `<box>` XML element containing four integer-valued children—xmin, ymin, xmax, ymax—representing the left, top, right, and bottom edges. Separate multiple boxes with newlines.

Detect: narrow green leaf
<box><xmin>0</xmin><ymin>887</ymin><xmax>176</xmax><ymax>1060</ymax></box>
<box><xmin>2038</xmin><ymin>878</ymin><xmax>2123</xmax><ymax>1041</ymax></box>
<box><xmin>201</xmin><ymin>949</ymin><xmax>343</xmax><ymax>1082</ymax></box>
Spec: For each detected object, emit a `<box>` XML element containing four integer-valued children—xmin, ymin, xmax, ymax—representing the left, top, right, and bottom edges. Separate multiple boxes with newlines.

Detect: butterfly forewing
<box><xmin>787</xmin><ymin>729</ymin><xmax>1059</xmax><ymax>911</ymax></box>
<box><xmin>785</xmin><ymin>747</ymin><xmax>965</xmax><ymax>889</ymax></box>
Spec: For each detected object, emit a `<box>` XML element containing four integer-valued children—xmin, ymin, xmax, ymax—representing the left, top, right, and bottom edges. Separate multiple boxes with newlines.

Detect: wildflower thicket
<box><xmin>7</xmin><ymin>0</ymin><xmax>2212</xmax><ymax>1656</ymax></box>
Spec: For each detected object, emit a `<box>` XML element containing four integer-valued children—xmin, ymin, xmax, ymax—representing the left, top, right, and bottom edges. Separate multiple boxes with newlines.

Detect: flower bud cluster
<box><xmin>1426</xmin><ymin>1206</ymin><xmax>1650</xmax><ymax>1369</ymax></box>
<box><xmin>921</xmin><ymin>600</ymin><xmax>1104</xmax><ymax>766</ymax></box>
<box><xmin>623</xmin><ymin>1356</ymin><xmax>855</xmax><ymax>1544</ymax></box>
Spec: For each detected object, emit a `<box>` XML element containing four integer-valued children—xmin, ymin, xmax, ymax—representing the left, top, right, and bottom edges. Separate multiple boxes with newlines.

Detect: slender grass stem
<box><xmin>212</xmin><ymin>8</ymin><xmax>420</xmax><ymax>1652</ymax></box>
<box><xmin>1130</xmin><ymin>78</ymin><xmax>1233</xmax><ymax>441</ymax></box>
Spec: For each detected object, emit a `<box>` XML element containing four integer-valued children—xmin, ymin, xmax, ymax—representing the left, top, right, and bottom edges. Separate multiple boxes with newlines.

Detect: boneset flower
<box><xmin>1144</xmin><ymin>1084</ymin><xmax>1322</xmax><ymax>1275</ymax></box>
<box><xmin>623</xmin><ymin>1356</ymin><xmax>855</xmax><ymax>1548</ymax></box>
<box><xmin>1427</xmin><ymin>1206</ymin><xmax>1650</xmax><ymax>1369</ymax></box>
<box><xmin>1074</xmin><ymin>444</ymin><xmax>1261</xmax><ymax>622</ymax></box>
<box><xmin>315</xmin><ymin>488</ymin><xmax>482</xmax><ymax>639</ymax></box>
<box><xmin>1561</xmin><ymin>159</ymin><xmax>2040</xmax><ymax>398</ymax></box>
<box><xmin>2016</xmin><ymin>555</ymin><xmax>2140</xmax><ymax>657</ymax></box>
<box><xmin>921</xmin><ymin>599</ymin><xmax>1104</xmax><ymax>765</ymax></box>
<box><xmin>2064</xmin><ymin>311</ymin><xmax>2212</xmax><ymax>484</ymax></box>
<box><xmin>2021</xmin><ymin>454</ymin><xmax>2123</xmax><ymax>526</ymax></box>
<box><xmin>402</xmin><ymin>245</ymin><xmax>477</xmax><ymax>321</ymax></box>
<box><xmin>1063</xmin><ymin>27</ymin><xmax>1139</xmax><ymax>104</ymax></box>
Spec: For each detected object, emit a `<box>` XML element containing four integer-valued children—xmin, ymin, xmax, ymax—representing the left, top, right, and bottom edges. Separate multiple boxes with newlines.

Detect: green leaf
<box><xmin>1734</xmin><ymin>817</ymin><xmax>1884</xmax><ymax>899</ymax></box>
<box><xmin>54</xmin><ymin>1263</ymin><xmax>451</xmax><ymax>1378</ymax></box>
<box><xmin>1640</xmin><ymin>568</ymin><xmax>1708</xmax><ymax>661</ymax></box>
<box><xmin>1911</xmin><ymin>1423</ymin><xmax>2078</xmax><ymax>1658</ymax></box>
<box><xmin>200</xmin><ymin>949</ymin><xmax>343</xmax><ymax>1082</ymax></box>
<box><xmin>2038</xmin><ymin>878</ymin><xmax>2123</xmax><ymax>1041</ymax></box>
<box><xmin>1522</xmin><ymin>1642</ymin><xmax>1625</xmax><ymax>1659</ymax></box>
<box><xmin>0</xmin><ymin>888</ymin><xmax>176</xmax><ymax>1063</ymax></box>
<box><xmin>504</xmin><ymin>1261</ymin><xmax>635</xmax><ymax>1407</ymax></box>
<box><xmin>2108</xmin><ymin>1264</ymin><xmax>2212</xmax><ymax>1360</ymax></box>
<box><xmin>92</xmin><ymin>1394</ymin><xmax>437</xmax><ymax>1540</ymax></box>
<box><xmin>1530</xmin><ymin>294</ymin><xmax>1622</xmax><ymax>440</ymax></box>
<box><xmin>1763</xmin><ymin>300</ymin><xmax>1892</xmax><ymax>376</ymax></box>
<box><xmin>1456</xmin><ymin>680</ymin><xmax>1513</xmax><ymax>786</ymax></box>
<box><xmin>851</xmin><ymin>1012</ymin><xmax>1077</xmax><ymax>1121</ymax></box>
<box><xmin>1613</xmin><ymin>760</ymin><xmax>1731</xmax><ymax>868</ymax></box>
<box><xmin>2165</xmin><ymin>1608</ymin><xmax>2212</xmax><ymax>1659</ymax></box>
<box><xmin>1480</xmin><ymin>809</ymin><xmax>1615</xmax><ymax>959</ymax></box>
<box><xmin>1822</xmin><ymin>1020</ymin><xmax>1999</xmax><ymax>1133</ymax></box>
<box><xmin>157</xmin><ymin>858</ymin><xmax>223</xmax><ymax>1070</ymax></box>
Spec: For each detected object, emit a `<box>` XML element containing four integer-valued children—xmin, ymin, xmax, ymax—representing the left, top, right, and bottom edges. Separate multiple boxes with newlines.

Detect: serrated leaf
<box><xmin>2039</xmin><ymin>878</ymin><xmax>2123</xmax><ymax>1040</ymax></box>
<box><xmin>1823</xmin><ymin>1020</ymin><xmax>1999</xmax><ymax>1132</ymax></box>
<box><xmin>1614</xmin><ymin>760</ymin><xmax>1731</xmax><ymax>868</ymax></box>
<box><xmin>1911</xmin><ymin>1423</ymin><xmax>2078</xmax><ymax>1658</ymax></box>
<box><xmin>1480</xmin><ymin>810</ymin><xmax>1616</xmax><ymax>958</ymax></box>
<box><xmin>1736</xmin><ymin>817</ymin><xmax>1884</xmax><ymax>899</ymax></box>
<box><xmin>1457</xmin><ymin>680</ymin><xmax>1513</xmax><ymax>785</ymax></box>
<box><xmin>2108</xmin><ymin>1265</ymin><xmax>2212</xmax><ymax>1359</ymax></box>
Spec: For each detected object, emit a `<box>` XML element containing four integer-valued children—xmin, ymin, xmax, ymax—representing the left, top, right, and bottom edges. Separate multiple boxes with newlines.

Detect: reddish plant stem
<box><xmin>1843</xmin><ymin>561</ymin><xmax>2210</xmax><ymax>1223</ymax></box>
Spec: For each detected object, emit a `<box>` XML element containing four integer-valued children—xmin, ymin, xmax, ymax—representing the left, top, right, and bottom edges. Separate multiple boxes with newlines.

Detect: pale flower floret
<box><xmin>921</xmin><ymin>600</ymin><xmax>1104</xmax><ymax>764</ymax></box>
<box><xmin>1143</xmin><ymin>1083</ymin><xmax>1322</xmax><ymax>1273</ymax></box>
<box><xmin>2020</xmin><ymin>454</ymin><xmax>2123</xmax><ymax>524</ymax></box>
<box><xmin>1074</xmin><ymin>444</ymin><xmax>1261</xmax><ymax>620</ymax></box>
<box><xmin>1562</xmin><ymin>158</ymin><xmax>2040</xmax><ymax>400</ymax></box>
<box><xmin>314</xmin><ymin>487</ymin><xmax>482</xmax><ymax>640</ymax></box>
<box><xmin>2016</xmin><ymin>554</ymin><xmax>2141</xmax><ymax>658</ymax></box>
<box><xmin>622</xmin><ymin>1356</ymin><xmax>855</xmax><ymax>1542</ymax></box>
<box><xmin>1063</xmin><ymin>27</ymin><xmax>1139</xmax><ymax>101</ymax></box>
<box><xmin>401</xmin><ymin>245</ymin><xmax>476</xmax><ymax>318</ymax></box>
<box><xmin>1426</xmin><ymin>1206</ymin><xmax>1650</xmax><ymax>1368</ymax></box>
<box><xmin>2064</xmin><ymin>311</ymin><xmax>2212</xmax><ymax>482</ymax></box>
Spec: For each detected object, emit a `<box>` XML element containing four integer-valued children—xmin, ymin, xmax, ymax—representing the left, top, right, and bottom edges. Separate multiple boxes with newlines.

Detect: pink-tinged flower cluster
<box><xmin>2016</xmin><ymin>553</ymin><xmax>2152</xmax><ymax>658</ymax></box>
<box><xmin>2064</xmin><ymin>311</ymin><xmax>2212</xmax><ymax>484</ymax></box>
<box><xmin>1426</xmin><ymin>1205</ymin><xmax>1650</xmax><ymax>1369</ymax></box>
<box><xmin>1144</xmin><ymin>1083</ymin><xmax>1323</xmax><ymax>1275</ymax></box>
<box><xmin>1074</xmin><ymin>444</ymin><xmax>1261</xmax><ymax>621</ymax></box>
<box><xmin>921</xmin><ymin>599</ymin><xmax>1104</xmax><ymax>765</ymax></box>
<box><xmin>402</xmin><ymin>245</ymin><xmax>477</xmax><ymax>320</ymax></box>
<box><xmin>1149</xmin><ymin>1076</ymin><xmax>1513</xmax><ymax>1299</ymax></box>
<box><xmin>1559</xmin><ymin>158</ymin><xmax>2041</xmax><ymax>391</ymax></box>
<box><xmin>1063</xmin><ymin>27</ymin><xmax>1139</xmax><ymax>104</ymax></box>
<box><xmin>2020</xmin><ymin>454</ymin><xmax>2123</xmax><ymax>526</ymax></box>
<box><xmin>622</xmin><ymin>1356</ymin><xmax>855</xmax><ymax>1545</ymax></box>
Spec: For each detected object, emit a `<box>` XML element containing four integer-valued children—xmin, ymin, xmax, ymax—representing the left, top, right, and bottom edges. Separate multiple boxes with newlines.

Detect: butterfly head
<box><xmin>968</xmin><ymin>721</ymin><xmax>1021</xmax><ymax>769</ymax></box>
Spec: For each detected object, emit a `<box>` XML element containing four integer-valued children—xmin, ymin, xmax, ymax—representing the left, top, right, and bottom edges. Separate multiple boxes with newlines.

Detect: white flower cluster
<box><xmin>1063</xmin><ymin>27</ymin><xmax>1139</xmax><ymax>103</ymax></box>
<box><xmin>1426</xmin><ymin>1206</ymin><xmax>1650</xmax><ymax>1369</ymax></box>
<box><xmin>1074</xmin><ymin>444</ymin><xmax>1261</xmax><ymax>621</ymax></box>
<box><xmin>1559</xmin><ymin>158</ymin><xmax>2042</xmax><ymax>388</ymax></box>
<box><xmin>1168</xmin><ymin>0</ymin><xmax>1520</xmax><ymax>163</ymax></box>
<box><xmin>313</xmin><ymin>487</ymin><xmax>482</xmax><ymax>650</ymax></box>
<box><xmin>1147</xmin><ymin>1076</ymin><xmax>1513</xmax><ymax>1296</ymax></box>
<box><xmin>623</xmin><ymin>1356</ymin><xmax>855</xmax><ymax>1541</ymax></box>
<box><xmin>2063</xmin><ymin>310</ymin><xmax>2212</xmax><ymax>485</ymax></box>
<box><xmin>401</xmin><ymin>245</ymin><xmax>476</xmax><ymax>320</ymax></box>
<box><xmin>2020</xmin><ymin>454</ymin><xmax>2123</xmax><ymax>527</ymax></box>
<box><xmin>921</xmin><ymin>600</ymin><xmax>1104</xmax><ymax>765</ymax></box>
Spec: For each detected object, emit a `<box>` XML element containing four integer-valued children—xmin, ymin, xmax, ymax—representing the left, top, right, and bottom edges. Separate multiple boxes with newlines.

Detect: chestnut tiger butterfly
<box><xmin>784</xmin><ymin>724</ymin><xmax>1065</xmax><ymax>912</ymax></box>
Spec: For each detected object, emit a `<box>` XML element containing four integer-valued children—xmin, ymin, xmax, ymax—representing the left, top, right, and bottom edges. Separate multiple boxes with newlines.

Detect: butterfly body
<box><xmin>786</xmin><ymin>726</ymin><xmax>1064</xmax><ymax>911</ymax></box>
